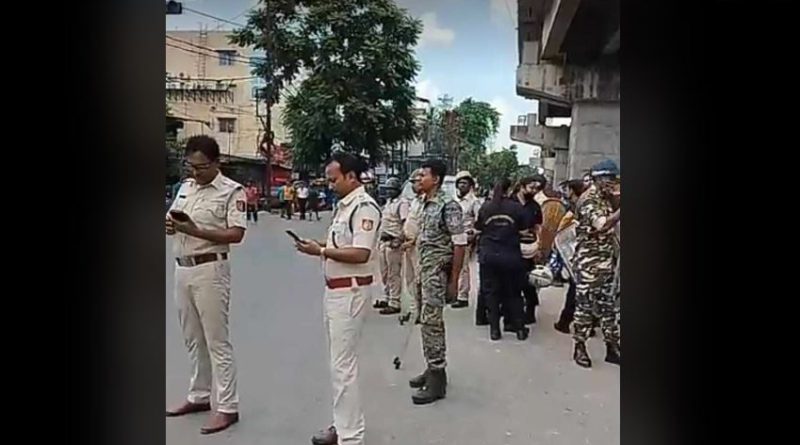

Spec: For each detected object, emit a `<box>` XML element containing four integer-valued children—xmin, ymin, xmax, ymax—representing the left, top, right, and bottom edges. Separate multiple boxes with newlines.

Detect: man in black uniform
<box><xmin>476</xmin><ymin>178</ymin><xmax>529</xmax><ymax>341</ymax></box>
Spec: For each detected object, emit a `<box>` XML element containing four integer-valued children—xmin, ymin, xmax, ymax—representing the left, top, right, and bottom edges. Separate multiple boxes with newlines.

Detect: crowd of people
<box><xmin>277</xmin><ymin>180</ymin><xmax>330</xmax><ymax>221</ymax></box>
<box><xmin>166</xmin><ymin>135</ymin><xmax>620</xmax><ymax>444</ymax></box>
<box><xmin>374</xmin><ymin>161</ymin><xmax>621</xmax><ymax>364</ymax></box>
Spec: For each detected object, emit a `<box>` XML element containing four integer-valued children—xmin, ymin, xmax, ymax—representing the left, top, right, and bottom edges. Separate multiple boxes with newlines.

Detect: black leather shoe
<box><xmin>311</xmin><ymin>426</ymin><xmax>338</xmax><ymax>445</ymax></box>
<box><xmin>451</xmin><ymin>300</ymin><xmax>469</xmax><ymax>308</ymax></box>
<box><xmin>490</xmin><ymin>328</ymin><xmax>502</xmax><ymax>341</ymax></box>
<box><xmin>554</xmin><ymin>321</ymin><xmax>571</xmax><ymax>335</ymax></box>
<box><xmin>379</xmin><ymin>306</ymin><xmax>401</xmax><ymax>315</ymax></box>
<box><xmin>373</xmin><ymin>300</ymin><xmax>388</xmax><ymax>309</ymax></box>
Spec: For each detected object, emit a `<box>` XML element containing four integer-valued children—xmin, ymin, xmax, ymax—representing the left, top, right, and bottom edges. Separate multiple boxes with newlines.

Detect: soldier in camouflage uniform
<box><xmin>407</xmin><ymin>159</ymin><xmax>467</xmax><ymax>405</ymax></box>
<box><xmin>571</xmin><ymin>159</ymin><xmax>621</xmax><ymax>368</ymax></box>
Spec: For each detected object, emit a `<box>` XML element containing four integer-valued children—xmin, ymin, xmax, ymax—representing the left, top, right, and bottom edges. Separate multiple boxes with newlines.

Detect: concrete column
<box><xmin>567</xmin><ymin>101</ymin><xmax>620</xmax><ymax>178</ymax></box>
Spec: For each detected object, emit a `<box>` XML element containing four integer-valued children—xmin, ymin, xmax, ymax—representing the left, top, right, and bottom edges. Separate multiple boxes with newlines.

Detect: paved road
<box><xmin>166</xmin><ymin>212</ymin><xmax>619</xmax><ymax>445</ymax></box>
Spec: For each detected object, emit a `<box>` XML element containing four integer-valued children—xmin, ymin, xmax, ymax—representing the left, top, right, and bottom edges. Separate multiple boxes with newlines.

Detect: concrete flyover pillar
<box><xmin>567</xmin><ymin>101</ymin><xmax>620</xmax><ymax>178</ymax></box>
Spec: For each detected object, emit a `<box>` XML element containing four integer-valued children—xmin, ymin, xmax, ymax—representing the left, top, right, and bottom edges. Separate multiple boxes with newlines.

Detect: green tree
<box><xmin>454</xmin><ymin>98</ymin><xmax>500</xmax><ymax>170</ymax></box>
<box><xmin>469</xmin><ymin>147</ymin><xmax>521</xmax><ymax>191</ymax></box>
<box><xmin>281</xmin><ymin>0</ymin><xmax>422</xmax><ymax>168</ymax></box>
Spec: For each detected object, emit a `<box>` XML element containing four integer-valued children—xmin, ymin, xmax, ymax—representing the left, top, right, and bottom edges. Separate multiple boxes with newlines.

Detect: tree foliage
<box><xmin>233</xmin><ymin>0</ymin><xmax>422</xmax><ymax>168</ymax></box>
<box><xmin>469</xmin><ymin>147</ymin><xmax>522</xmax><ymax>191</ymax></box>
<box><xmin>454</xmin><ymin>98</ymin><xmax>500</xmax><ymax>168</ymax></box>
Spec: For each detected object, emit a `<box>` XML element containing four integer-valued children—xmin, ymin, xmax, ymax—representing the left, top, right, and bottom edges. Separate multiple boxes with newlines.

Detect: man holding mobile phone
<box><xmin>294</xmin><ymin>152</ymin><xmax>381</xmax><ymax>445</ymax></box>
<box><xmin>165</xmin><ymin>135</ymin><xmax>247</xmax><ymax>435</ymax></box>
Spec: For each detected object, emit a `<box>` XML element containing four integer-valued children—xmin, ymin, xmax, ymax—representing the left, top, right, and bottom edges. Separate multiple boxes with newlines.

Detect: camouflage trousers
<box><xmin>419</xmin><ymin>266</ymin><xmax>448</xmax><ymax>370</ymax></box>
<box><xmin>573</xmin><ymin>258</ymin><xmax>620</xmax><ymax>346</ymax></box>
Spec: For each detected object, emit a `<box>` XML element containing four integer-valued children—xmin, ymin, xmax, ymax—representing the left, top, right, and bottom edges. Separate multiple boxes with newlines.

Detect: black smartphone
<box><xmin>285</xmin><ymin>230</ymin><xmax>303</xmax><ymax>243</ymax></box>
<box><xmin>169</xmin><ymin>210</ymin><xmax>190</xmax><ymax>222</ymax></box>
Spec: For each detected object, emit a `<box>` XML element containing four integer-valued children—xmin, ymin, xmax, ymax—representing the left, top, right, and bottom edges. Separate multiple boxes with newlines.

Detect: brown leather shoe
<box><xmin>165</xmin><ymin>400</ymin><xmax>211</xmax><ymax>417</ymax></box>
<box><xmin>311</xmin><ymin>426</ymin><xmax>338</xmax><ymax>445</ymax></box>
<box><xmin>200</xmin><ymin>412</ymin><xmax>239</xmax><ymax>435</ymax></box>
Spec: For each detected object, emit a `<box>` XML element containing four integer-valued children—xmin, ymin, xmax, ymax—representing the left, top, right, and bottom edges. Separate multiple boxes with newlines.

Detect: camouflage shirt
<box><xmin>418</xmin><ymin>189</ymin><xmax>466</xmax><ymax>272</ymax></box>
<box><xmin>574</xmin><ymin>186</ymin><xmax>616</xmax><ymax>272</ymax></box>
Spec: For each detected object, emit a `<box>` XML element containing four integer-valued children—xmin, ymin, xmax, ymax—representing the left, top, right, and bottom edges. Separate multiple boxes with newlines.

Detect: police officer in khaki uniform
<box><xmin>401</xmin><ymin>169</ymin><xmax>424</xmax><ymax>323</ymax></box>
<box><xmin>166</xmin><ymin>135</ymin><xmax>246</xmax><ymax>435</ymax></box>
<box><xmin>452</xmin><ymin>171</ymin><xmax>482</xmax><ymax>309</ymax></box>
<box><xmin>295</xmin><ymin>152</ymin><xmax>381</xmax><ymax>445</ymax></box>
<box><xmin>375</xmin><ymin>177</ymin><xmax>409</xmax><ymax>315</ymax></box>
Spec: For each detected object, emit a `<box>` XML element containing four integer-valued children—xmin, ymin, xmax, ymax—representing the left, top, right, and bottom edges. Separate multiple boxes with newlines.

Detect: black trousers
<box><xmin>521</xmin><ymin>258</ymin><xmax>540</xmax><ymax>319</ymax></box>
<box><xmin>480</xmin><ymin>262</ymin><xmax>525</xmax><ymax>332</ymax></box>
<box><xmin>298</xmin><ymin>198</ymin><xmax>308</xmax><ymax>220</ymax></box>
<box><xmin>246</xmin><ymin>204</ymin><xmax>258</xmax><ymax>222</ymax></box>
<box><xmin>556</xmin><ymin>278</ymin><xmax>577</xmax><ymax>325</ymax></box>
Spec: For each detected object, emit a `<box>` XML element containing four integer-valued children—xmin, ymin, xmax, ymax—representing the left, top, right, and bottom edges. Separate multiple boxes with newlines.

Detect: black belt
<box><xmin>175</xmin><ymin>252</ymin><xmax>228</xmax><ymax>267</ymax></box>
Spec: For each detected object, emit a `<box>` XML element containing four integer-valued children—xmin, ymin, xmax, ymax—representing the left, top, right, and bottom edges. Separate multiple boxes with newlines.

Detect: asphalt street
<box><xmin>165</xmin><ymin>212</ymin><xmax>619</xmax><ymax>445</ymax></box>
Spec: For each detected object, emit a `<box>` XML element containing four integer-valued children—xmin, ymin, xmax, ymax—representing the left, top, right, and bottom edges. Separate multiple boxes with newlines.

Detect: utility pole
<box><xmin>259</xmin><ymin>0</ymin><xmax>275</xmax><ymax>198</ymax></box>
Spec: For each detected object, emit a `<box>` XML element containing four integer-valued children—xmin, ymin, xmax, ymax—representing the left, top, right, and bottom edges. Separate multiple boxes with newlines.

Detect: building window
<box><xmin>217</xmin><ymin>50</ymin><xmax>237</xmax><ymax>66</ymax></box>
<box><xmin>218</xmin><ymin>118</ymin><xmax>236</xmax><ymax>133</ymax></box>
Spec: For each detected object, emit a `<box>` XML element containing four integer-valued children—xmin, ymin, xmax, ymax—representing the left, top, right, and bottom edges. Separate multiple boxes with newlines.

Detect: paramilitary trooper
<box><xmin>571</xmin><ymin>159</ymin><xmax>621</xmax><ymax>368</ymax></box>
<box><xmin>408</xmin><ymin>159</ymin><xmax>467</xmax><ymax>405</ymax></box>
<box><xmin>375</xmin><ymin>177</ymin><xmax>410</xmax><ymax>315</ymax></box>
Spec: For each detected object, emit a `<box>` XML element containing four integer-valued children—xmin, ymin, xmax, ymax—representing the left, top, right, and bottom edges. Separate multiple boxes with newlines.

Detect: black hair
<box><xmin>421</xmin><ymin>158</ymin><xmax>447</xmax><ymax>183</ymax></box>
<box><xmin>564</xmin><ymin>179</ymin><xmax>588</xmax><ymax>197</ymax></box>
<box><xmin>329</xmin><ymin>152</ymin><xmax>367</xmax><ymax>181</ymax></box>
<box><xmin>531</xmin><ymin>174</ymin><xmax>547</xmax><ymax>187</ymax></box>
<box><xmin>485</xmin><ymin>178</ymin><xmax>513</xmax><ymax>213</ymax></box>
<box><xmin>184</xmin><ymin>135</ymin><xmax>221</xmax><ymax>162</ymax></box>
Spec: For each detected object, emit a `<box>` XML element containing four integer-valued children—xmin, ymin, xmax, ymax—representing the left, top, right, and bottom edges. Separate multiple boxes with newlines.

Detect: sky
<box><xmin>167</xmin><ymin>0</ymin><xmax>542</xmax><ymax>164</ymax></box>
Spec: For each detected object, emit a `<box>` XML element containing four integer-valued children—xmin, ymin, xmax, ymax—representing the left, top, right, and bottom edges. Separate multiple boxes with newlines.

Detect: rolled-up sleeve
<box><xmin>351</xmin><ymin>203</ymin><xmax>381</xmax><ymax>249</ymax></box>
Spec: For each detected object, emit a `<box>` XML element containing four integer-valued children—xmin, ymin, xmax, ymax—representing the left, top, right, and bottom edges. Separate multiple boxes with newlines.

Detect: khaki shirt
<box><xmin>381</xmin><ymin>196</ymin><xmax>410</xmax><ymax>238</ymax></box>
<box><xmin>457</xmin><ymin>192</ymin><xmax>482</xmax><ymax>233</ymax></box>
<box><xmin>403</xmin><ymin>196</ymin><xmax>424</xmax><ymax>242</ymax></box>
<box><xmin>169</xmin><ymin>173</ymin><xmax>247</xmax><ymax>257</ymax></box>
<box><xmin>325</xmin><ymin>186</ymin><xmax>382</xmax><ymax>279</ymax></box>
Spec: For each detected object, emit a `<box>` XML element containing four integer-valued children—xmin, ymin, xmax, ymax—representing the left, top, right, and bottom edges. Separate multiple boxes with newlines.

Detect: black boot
<box><xmin>516</xmin><ymin>326</ymin><xmax>529</xmax><ymax>341</ymax></box>
<box><xmin>605</xmin><ymin>342</ymin><xmax>621</xmax><ymax>365</ymax></box>
<box><xmin>490</xmin><ymin>327</ymin><xmax>502</xmax><ymax>341</ymax></box>
<box><xmin>409</xmin><ymin>369</ymin><xmax>428</xmax><ymax>389</ymax></box>
<box><xmin>573</xmin><ymin>342</ymin><xmax>592</xmax><ymax>368</ymax></box>
<box><xmin>373</xmin><ymin>300</ymin><xmax>388</xmax><ymax>309</ymax></box>
<box><xmin>412</xmin><ymin>369</ymin><xmax>447</xmax><ymax>405</ymax></box>
<box><xmin>524</xmin><ymin>308</ymin><xmax>537</xmax><ymax>325</ymax></box>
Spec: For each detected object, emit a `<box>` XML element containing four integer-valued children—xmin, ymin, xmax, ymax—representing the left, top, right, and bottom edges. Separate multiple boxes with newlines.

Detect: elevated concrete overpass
<box><xmin>511</xmin><ymin>0</ymin><xmax>620</xmax><ymax>182</ymax></box>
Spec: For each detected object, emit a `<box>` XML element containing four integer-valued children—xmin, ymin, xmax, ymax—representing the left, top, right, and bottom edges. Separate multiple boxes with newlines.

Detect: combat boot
<box><xmin>408</xmin><ymin>369</ymin><xmax>428</xmax><ymax>388</ymax></box>
<box><xmin>554</xmin><ymin>320</ymin><xmax>571</xmax><ymax>335</ymax></box>
<box><xmin>573</xmin><ymin>342</ymin><xmax>592</xmax><ymax>368</ymax></box>
<box><xmin>411</xmin><ymin>369</ymin><xmax>447</xmax><ymax>405</ymax></box>
<box><xmin>605</xmin><ymin>342</ymin><xmax>621</xmax><ymax>365</ymax></box>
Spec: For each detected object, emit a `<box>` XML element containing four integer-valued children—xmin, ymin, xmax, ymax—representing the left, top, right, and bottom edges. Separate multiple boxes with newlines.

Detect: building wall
<box><xmin>567</xmin><ymin>101</ymin><xmax>620</xmax><ymax>178</ymax></box>
<box><xmin>166</xmin><ymin>31</ymin><xmax>289</xmax><ymax>158</ymax></box>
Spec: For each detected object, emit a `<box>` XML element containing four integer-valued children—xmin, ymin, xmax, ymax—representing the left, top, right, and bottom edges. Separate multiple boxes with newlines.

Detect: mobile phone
<box><xmin>285</xmin><ymin>230</ymin><xmax>303</xmax><ymax>243</ymax></box>
<box><xmin>169</xmin><ymin>210</ymin><xmax>190</xmax><ymax>222</ymax></box>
